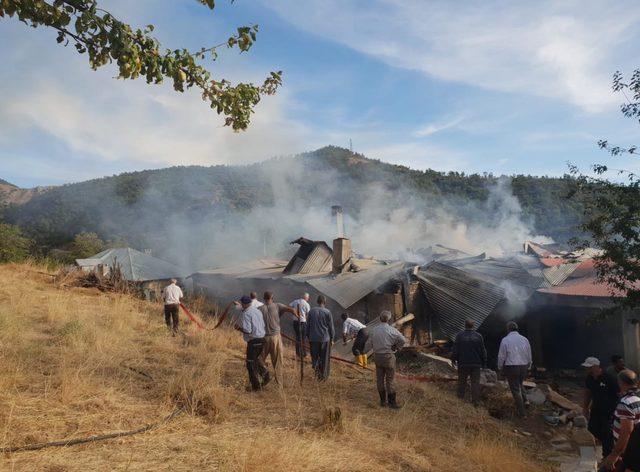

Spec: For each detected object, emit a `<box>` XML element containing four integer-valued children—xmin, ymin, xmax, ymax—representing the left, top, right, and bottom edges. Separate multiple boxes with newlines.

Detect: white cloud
<box><xmin>414</xmin><ymin>115</ymin><xmax>466</xmax><ymax>137</ymax></box>
<box><xmin>0</xmin><ymin>21</ymin><xmax>311</xmax><ymax>171</ymax></box>
<box><xmin>264</xmin><ymin>0</ymin><xmax>640</xmax><ymax>113</ymax></box>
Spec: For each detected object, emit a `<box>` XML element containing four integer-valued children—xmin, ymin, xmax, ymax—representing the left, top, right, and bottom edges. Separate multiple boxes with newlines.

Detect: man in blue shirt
<box><xmin>306</xmin><ymin>295</ymin><xmax>335</xmax><ymax>381</ymax></box>
<box><xmin>235</xmin><ymin>295</ymin><xmax>270</xmax><ymax>391</ymax></box>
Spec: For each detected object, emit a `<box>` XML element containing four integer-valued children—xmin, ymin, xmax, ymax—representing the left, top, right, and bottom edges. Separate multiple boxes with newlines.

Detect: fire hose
<box><xmin>178</xmin><ymin>303</ymin><xmax>455</xmax><ymax>384</ymax></box>
<box><xmin>279</xmin><ymin>332</ymin><xmax>456</xmax><ymax>384</ymax></box>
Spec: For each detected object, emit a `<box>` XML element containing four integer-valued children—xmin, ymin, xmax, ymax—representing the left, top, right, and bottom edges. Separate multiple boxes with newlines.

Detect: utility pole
<box><xmin>349</xmin><ymin>138</ymin><xmax>353</xmax><ymax>153</ymax></box>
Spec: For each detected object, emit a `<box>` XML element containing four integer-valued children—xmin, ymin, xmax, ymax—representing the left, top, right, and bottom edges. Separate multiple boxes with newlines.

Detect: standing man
<box><xmin>451</xmin><ymin>319</ymin><xmax>487</xmax><ymax>407</ymax></box>
<box><xmin>162</xmin><ymin>278</ymin><xmax>183</xmax><ymax>335</ymax></box>
<box><xmin>602</xmin><ymin>370</ymin><xmax>640</xmax><ymax>471</ymax></box>
<box><xmin>259</xmin><ymin>291</ymin><xmax>296</xmax><ymax>386</ymax></box>
<box><xmin>367</xmin><ymin>311</ymin><xmax>406</xmax><ymax>409</ymax></box>
<box><xmin>581</xmin><ymin>357</ymin><xmax>619</xmax><ymax>458</ymax></box>
<box><xmin>341</xmin><ymin>313</ymin><xmax>369</xmax><ymax>367</ymax></box>
<box><xmin>306</xmin><ymin>295</ymin><xmax>335</xmax><ymax>381</ymax></box>
<box><xmin>290</xmin><ymin>293</ymin><xmax>311</xmax><ymax>359</ymax></box>
<box><xmin>497</xmin><ymin>321</ymin><xmax>532</xmax><ymax>418</ymax></box>
<box><xmin>235</xmin><ymin>295</ymin><xmax>270</xmax><ymax>391</ymax></box>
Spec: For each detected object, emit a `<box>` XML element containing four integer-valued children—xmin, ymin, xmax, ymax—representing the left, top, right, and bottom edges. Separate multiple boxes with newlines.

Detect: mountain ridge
<box><xmin>1</xmin><ymin>146</ymin><xmax>585</xmax><ymax>266</ymax></box>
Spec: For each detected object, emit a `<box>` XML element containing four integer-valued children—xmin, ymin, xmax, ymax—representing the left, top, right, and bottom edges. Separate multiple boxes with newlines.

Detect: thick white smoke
<box><xmin>149</xmin><ymin>159</ymin><xmax>552</xmax><ymax>270</ymax></box>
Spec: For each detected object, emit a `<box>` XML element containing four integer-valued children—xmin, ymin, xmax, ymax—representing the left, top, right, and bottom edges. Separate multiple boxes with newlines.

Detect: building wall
<box><xmin>524</xmin><ymin>303</ymin><xmax>626</xmax><ymax>371</ymax></box>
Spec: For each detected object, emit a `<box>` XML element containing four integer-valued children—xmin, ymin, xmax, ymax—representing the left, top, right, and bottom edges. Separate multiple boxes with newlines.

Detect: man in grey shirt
<box><xmin>306</xmin><ymin>295</ymin><xmax>335</xmax><ymax>381</ymax></box>
<box><xmin>367</xmin><ymin>311</ymin><xmax>407</xmax><ymax>409</ymax></box>
<box><xmin>258</xmin><ymin>291</ymin><xmax>296</xmax><ymax>386</ymax></box>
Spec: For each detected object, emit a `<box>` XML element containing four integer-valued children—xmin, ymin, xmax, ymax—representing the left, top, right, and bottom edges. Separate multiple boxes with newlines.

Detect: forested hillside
<box><xmin>1</xmin><ymin>146</ymin><xmax>585</xmax><ymax>268</ymax></box>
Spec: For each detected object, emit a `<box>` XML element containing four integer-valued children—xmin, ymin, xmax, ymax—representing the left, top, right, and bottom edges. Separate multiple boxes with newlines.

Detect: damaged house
<box><xmin>414</xmin><ymin>241</ymin><xmax>640</xmax><ymax>372</ymax></box>
<box><xmin>191</xmin><ymin>236</ymin><xmax>408</xmax><ymax>327</ymax></box>
<box><xmin>76</xmin><ymin>247</ymin><xmax>189</xmax><ymax>301</ymax></box>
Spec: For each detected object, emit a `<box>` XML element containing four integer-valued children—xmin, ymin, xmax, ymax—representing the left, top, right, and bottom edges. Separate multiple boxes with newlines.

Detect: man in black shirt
<box><xmin>581</xmin><ymin>356</ymin><xmax>619</xmax><ymax>457</ymax></box>
<box><xmin>452</xmin><ymin>319</ymin><xmax>487</xmax><ymax>407</ymax></box>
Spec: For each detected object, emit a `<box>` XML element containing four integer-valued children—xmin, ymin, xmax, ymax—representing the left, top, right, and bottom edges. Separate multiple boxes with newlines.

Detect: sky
<box><xmin>0</xmin><ymin>0</ymin><xmax>639</xmax><ymax>187</ymax></box>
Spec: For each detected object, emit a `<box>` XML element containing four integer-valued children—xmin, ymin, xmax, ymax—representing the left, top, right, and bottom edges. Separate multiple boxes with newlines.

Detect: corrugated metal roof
<box><xmin>306</xmin><ymin>261</ymin><xmax>405</xmax><ymax>309</ymax></box>
<box><xmin>283</xmin><ymin>239</ymin><xmax>333</xmax><ymax>275</ymax></box>
<box><xmin>542</xmin><ymin>261</ymin><xmax>581</xmax><ymax>286</ymax></box>
<box><xmin>417</xmin><ymin>262</ymin><xmax>505</xmax><ymax>340</ymax></box>
<box><xmin>443</xmin><ymin>256</ymin><xmax>543</xmax><ymax>294</ymax></box>
<box><xmin>195</xmin><ymin>259</ymin><xmax>287</xmax><ymax>276</ymax></box>
<box><xmin>537</xmin><ymin>276</ymin><xmax>620</xmax><ymax>297</ymax></box>
<box><xmin>297</xmin><ymin>245</ymin><xmax>333</xmax><ymax>274</ymax></box>
<box><xmin>76</xmin><ymin>247</ymin><xmax>187</xmax><ymax>282</ymax></box>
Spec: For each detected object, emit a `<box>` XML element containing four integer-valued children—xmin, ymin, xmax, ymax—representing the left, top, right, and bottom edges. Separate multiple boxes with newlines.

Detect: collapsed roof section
<box><xmin>417</xmin><ymin>262</ymin><xmax>505</xmax><ymax>340</ymax></box>
<box><xmin>283</xmin><ymin>237</ymin><xmax>333</xmax><ymax>275</ymax></box>
<box><xmin>76</xmin><ymin>247</ymin><xmax>188</xmax><ymax>282</ymax></box>
<box><xmin>194</xmin><ymin>254</ymin><xmax>404</xmax><ymax>310</ymax></box>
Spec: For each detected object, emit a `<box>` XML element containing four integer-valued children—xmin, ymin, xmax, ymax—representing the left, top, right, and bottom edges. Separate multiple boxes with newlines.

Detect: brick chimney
<box><xmin>332</xmin><ymin>237</ymin><xmax>351</xmax><ymax>274</ymax></box>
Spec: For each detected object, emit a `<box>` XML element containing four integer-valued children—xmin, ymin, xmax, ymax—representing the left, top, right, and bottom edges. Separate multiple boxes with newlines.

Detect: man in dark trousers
<box><xmin>367</xmin><ymin>310</ymin><xmax>407</xmax><ymax>409</ymax></box>
<box><xmin>497</xmin><ymin>321</ymin><xmax>532</xmax><ymax>418</ymax></box>
<box><xmin>235</xmin><ymin>295</ymin><xmax>270</xmax><ymax>391</ymax></box>
<box><xmin>452</xmin><ymin>319</ymin><xmax>487</xmax><ymax>407</ymax></box>
<box><xmin>581</xmin><ymin>356</ymin><xmax>619</xmax><ymax>458</ymax></box>
<box><xmin>306</xmin><ymin>295</ymin><xmax>335</xmax><ymax>381</ymax></box>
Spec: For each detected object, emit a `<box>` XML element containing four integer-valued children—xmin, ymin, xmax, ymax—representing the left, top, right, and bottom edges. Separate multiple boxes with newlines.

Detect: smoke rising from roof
<box><xmin>145</xmin><ymin>153</ymin><xmax>553</xmax><ymax>270</ymax></box>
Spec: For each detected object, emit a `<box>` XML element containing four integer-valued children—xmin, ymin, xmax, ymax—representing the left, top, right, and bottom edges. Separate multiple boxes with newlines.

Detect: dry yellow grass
<box><xmin>0</xmin><ymin>262</ymin><xmax>552</xmax><ymax>471</ymax></box>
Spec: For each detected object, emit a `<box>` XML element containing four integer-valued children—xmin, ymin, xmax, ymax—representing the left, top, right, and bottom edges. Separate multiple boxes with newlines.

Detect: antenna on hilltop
<box><xmin>349</xmin><ymin>138</ymin><xmax>353</xmax><ymax>153</ymax></box>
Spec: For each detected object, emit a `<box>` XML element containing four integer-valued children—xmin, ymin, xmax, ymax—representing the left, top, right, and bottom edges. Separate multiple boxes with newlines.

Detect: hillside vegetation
<box><xmin>1</xmin><ymin>147</ymin><xmax>585</xmax><ymax>265</ymax></box>
<box><xmin>0</xmin><ymin>262</ymin><xmax>550</xmax><ymax>471</ymax></box>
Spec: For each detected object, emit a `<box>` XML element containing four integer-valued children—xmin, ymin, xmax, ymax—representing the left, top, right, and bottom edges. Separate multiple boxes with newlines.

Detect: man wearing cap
<box><xmin>581</xmin><ymin>356</ymin><xmax>619</xmax><ymax>458</ymax></box>
<box><xmin>602</xmin><ymin>369</ymin><xmax>640</xmax><ymax>471</ymax></box>
<box><xmin>235</xmin><ymin>295</ymin><xmax>270</xmax><ymax>391</ymax></box>
<box><xmin>497</xmin><ymin>321</ymin><xmax>532</xmax><ymax>418</ymax></box>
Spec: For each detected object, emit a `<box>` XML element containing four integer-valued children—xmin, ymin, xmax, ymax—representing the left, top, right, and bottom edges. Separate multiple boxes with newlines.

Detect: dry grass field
<box><xmin>0</xmin><ymin>262</ymin><xmax>552</xmax><ymax>471</ymax></box>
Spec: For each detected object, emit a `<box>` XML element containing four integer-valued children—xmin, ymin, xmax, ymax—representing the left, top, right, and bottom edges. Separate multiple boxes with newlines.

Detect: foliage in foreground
<box><xmin>0</xmin><ymin>0</ymin><xmax>282</xmax><ymax>130</ymax></box>
<box><xmin>572</xmin><ymin>68</ymin><xmax>640</xmax><ymax>311</ymax></box>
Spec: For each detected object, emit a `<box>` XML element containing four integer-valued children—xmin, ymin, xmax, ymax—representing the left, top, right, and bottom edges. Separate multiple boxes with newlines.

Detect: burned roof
<box><xmin>283</xmin><ymin>237</ymin><xmax>333</xmax><ymax>275</ymax></box>
<box><xmin>193</xmin><ymin>256</ymin><xmax>404</xmax><ymax>309</ymax></box>
<box><xmin>307</xmin><ymin>260</ymin><xmax>405</xmax><ymax>309</ymax></box>
<box><xmin>417</xmin><ymin>262</ymin><xmax>505</xmax><ymax>340</ymax></box>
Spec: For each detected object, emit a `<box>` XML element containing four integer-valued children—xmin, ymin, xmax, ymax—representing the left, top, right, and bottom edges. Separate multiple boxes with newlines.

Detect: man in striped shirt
<box><xmin>602</xmin><ymin>369</ymin><xmax>640</xmax><ymax>471</ymax></box>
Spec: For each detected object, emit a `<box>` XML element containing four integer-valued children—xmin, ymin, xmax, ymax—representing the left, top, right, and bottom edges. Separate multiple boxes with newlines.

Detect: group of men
<box><xmin>451</xmin><ymin>318</ymin><xmax>640</xmax><ymax>472</ymax></box>
<box><xmin>582</xmin><ymin>356</ymin><xmax>640</xmax><ymax>471</ymax></box>
<box><xmin>232</xmin><ymin>291</ymin><xmax>408</xmax><ymax>408</ymax></box>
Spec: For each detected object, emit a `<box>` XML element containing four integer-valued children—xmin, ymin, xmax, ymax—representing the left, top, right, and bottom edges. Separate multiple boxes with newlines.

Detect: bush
<box><xmin>0</xmin><ymin>223</ymin><xmax>32</xmax><ymax>263</ymax></box>
<box><xmin>71</xmin><ymin>232</ymin><xmax>105</xmax><ymax>259</ymax></box>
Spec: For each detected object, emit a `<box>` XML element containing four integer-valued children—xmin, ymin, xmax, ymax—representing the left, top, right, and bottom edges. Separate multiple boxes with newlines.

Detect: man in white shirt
<box><xmin>497</xmin><ymin>321</ymin><xmax>532</xmax><ymax>417</ymax></box>
<box><xmin>290</xmin><ymin>293</ymin><xmax>311</xmax><ymax>359</ymax></box>
<box><xmin>162</xmin><ymin>278</ymin><xmax>183</xmax><ymax>335</ymax></box>
<box><xmin>250</xmin><ymin>291</ymin><xmax>264</xmax><ymax>308</ymax></box>
<box><xmin>341</xmin><ymin>313</ymin><xmax>368</xmax><ymax>367</ymax></box>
